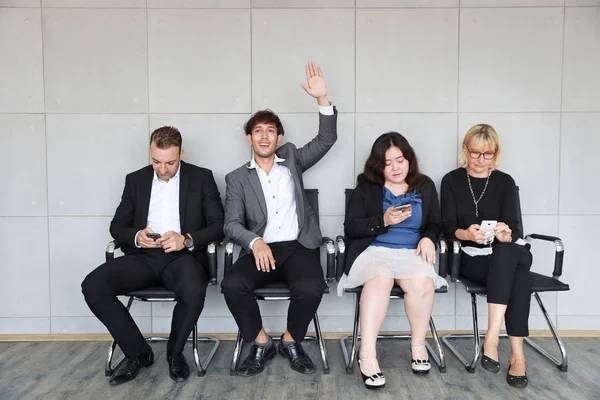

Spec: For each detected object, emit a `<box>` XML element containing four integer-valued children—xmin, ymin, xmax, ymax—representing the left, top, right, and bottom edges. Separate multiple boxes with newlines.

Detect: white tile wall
<box><xmin>1</xmin><ymin>1</ymin><xmax>597</xmax><ymax>334</ymax></box>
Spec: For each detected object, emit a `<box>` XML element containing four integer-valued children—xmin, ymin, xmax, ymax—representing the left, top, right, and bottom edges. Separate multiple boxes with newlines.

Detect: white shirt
<box><xmin>248</xmin><ymin>155</ymin><xmax>298</xmax><ymax>250</ymax></box>
<box><xmin>247</xmin><ymin>104</ymin><xmax>334</xmax><ymax>251</ymax></box>
<box><xmin>134</xmin><ymin>165</ymin><xmax>183</xmax><ymax>248</ymax></box>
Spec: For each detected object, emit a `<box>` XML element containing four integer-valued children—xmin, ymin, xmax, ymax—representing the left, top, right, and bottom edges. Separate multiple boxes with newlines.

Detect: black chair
<box><xmin>441</xmin><ymin>187</ymin><xmax>569</xmax><ymax>373</ymax></box>
<box><xmin>223</xmin><ymin>189</ymin><xmax>336</xmax><ymax>375</ymax></box>
<box><xmin>104</xmin><ymin>240</ymin><xmax>222</xmax><ymax>377</ymax></box>
<box><xmin>336</xmin><ymin>188</ymin><xmax>448</xmax><ymax>374</ymax></box>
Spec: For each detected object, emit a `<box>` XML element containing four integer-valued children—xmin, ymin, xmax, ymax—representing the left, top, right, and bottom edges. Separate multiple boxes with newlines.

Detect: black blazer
<box><xmin>109</xmin><ymin>161</ymin><xmax>225</xmax><ymax>266</ymax></box>
<box><xmin>343</xmin><ymin>175</ymin><xmax>441</xmax><ymax>276</ymax></box>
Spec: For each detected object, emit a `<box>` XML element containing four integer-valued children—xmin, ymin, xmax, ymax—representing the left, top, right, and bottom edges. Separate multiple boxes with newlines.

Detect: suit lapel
<box><xmin>179</xmin><ymin>161</ymin><xmax>189</xmax><ymax>231</ymax></box>
<box><xmin>139</xmin><ymin>167</ymin><xmax>154</xmax><ymax>227</ymax></box>
<box><xmin>247</xmin><ymin>169</ymin><xmax>268</xmax><ymax>218</ymax></box>
<box><xmin>369</xmin><ymin>183</ymin><xmax>384</xmax><ymax>215</ymax></box>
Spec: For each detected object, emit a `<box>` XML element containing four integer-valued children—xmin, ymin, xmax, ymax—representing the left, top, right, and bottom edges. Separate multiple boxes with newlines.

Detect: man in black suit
<box><xmin>81</xmin><ymin>126</ymin><xmax>224</xmax><ymax>385</ymax></box>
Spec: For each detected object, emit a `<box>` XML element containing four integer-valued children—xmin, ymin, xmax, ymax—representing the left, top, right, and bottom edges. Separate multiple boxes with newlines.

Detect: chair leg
<box><xmin>230</xmin><ymin>330</ymin><xmax>243</xmax><ymax>376</ymax></box>
<box><xmin>523</xmin><ymin>292</ymin><xmax>568</xmax><ymax>372</ymax></box>
<box><xmin>442</xmin><ymin>293</ymin><xmax>482</xmax><ymax>373</ymax></box>
<box><xmin>426</xmin><ymin>317</ymin><xmax>446</xmax><ymax>373</ymax></box>
<box><xmin>341</xmin><ymin>292</ymin><xmax>360</xmax><ymax>374</ymax></box>
<box><xmin>105</xmin><ymin>296</ymin><xmax>134</xmax><ymax>376</ymax></box>
<box><xmin>192</xmin><ymin>323</ymin><xmax>206</xmax><ymax>377</ymax></box>
<box><xmin>313</xmin><ymin>313</ymin><xmax>329</xmax><ymax>374</ymax></box>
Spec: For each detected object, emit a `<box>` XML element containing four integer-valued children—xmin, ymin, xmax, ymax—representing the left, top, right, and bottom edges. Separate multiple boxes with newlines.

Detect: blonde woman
<box><xmin>441</xmin><ymin>124</ymin><xmax>532</xmax><ymax>389</ymax></box>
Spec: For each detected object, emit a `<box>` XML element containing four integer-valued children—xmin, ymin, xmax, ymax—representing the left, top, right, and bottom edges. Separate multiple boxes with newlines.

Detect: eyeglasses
<box><xmin>468</xmin><ymin>149</ymin><xmax>495</xmax><ymax>160</ymax></box>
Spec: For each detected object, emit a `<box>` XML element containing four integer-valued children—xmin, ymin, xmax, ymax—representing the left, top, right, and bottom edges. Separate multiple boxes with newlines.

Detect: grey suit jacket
<box><xmin>224</xmin><ymin>109</ymin><xmax>338</xmax><ymax>255</ymax></box>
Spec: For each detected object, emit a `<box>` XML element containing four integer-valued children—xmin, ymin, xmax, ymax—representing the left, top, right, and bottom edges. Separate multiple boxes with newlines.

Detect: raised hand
<box><xmin>300</xmin><ymin>61</ymin><xmax>329</xmax><ymax>105</ymax></box>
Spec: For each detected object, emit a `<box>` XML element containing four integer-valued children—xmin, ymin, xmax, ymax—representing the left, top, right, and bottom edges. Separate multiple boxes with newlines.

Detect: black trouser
<box><xmin>460</xmin><ymin>242</ymin><xmax>533</xmax><ymax>337</ymax></box>
<box><xmin>81</xmin><ymin>250</ymin><xmax>208</xmax><ymax>359</ymax></box>
<box><xmin>221</xmin><ymin>241</ymin><xmax>327</xmax><ymax>343</ymax></box>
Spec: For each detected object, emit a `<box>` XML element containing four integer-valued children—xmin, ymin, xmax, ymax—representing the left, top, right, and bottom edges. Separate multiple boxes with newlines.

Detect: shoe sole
<box><xmin>277</xmin><ymin>346</ymin><xmax>316</xmax><ymax>375</ymax></box>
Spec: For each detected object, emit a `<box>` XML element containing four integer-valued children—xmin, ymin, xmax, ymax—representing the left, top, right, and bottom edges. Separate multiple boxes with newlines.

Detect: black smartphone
<box><xmin>147</xmin><ymin>232</ymin><xmax>161</xmax><ymax>240</ymax></box>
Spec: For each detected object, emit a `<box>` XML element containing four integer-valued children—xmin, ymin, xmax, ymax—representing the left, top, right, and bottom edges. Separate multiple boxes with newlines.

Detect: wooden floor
<box><xmin>0</xmin><ymin>338</ymin><xmax>598</xmax><ymax>400</ymax></box>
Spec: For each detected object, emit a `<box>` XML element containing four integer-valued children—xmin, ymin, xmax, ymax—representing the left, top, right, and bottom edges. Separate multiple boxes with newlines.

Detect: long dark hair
<box><xmin>358</xmin><ymin>132</ymin><xmax>424</xmax><ymax>193</ymax></box>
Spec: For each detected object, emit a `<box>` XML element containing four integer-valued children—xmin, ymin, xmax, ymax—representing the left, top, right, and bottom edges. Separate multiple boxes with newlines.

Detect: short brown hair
<box><xmin>150</xmin><ymin>126</ymin><xmax>182</xmax><ymax>150</ymax></box>
<box><xmin>244</xmin><ymin>109</ymin><xmax>284</xmax><ymax>136</ymax></box>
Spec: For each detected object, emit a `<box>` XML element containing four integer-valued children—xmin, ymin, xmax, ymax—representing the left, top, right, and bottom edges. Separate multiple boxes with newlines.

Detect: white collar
<box><xmin>153</xmin><ymin>163</ymin><xmax>181</xmax><ymax>183</ymax></box>
<box><xmin>247</xmin><ymin>154</ymin><xmax>286</xmax><ymax>170</ymax></box>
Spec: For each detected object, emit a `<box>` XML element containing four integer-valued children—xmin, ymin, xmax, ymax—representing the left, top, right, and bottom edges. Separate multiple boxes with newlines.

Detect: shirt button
<box><xmin>370</xmin><ymin>228</ymin><xmax>374</xmax><ymax>231</ymax></box>
<box><xmin>272</xmin><ymin>196</ymin><xmax>275</xmax><ymax>198</ymax></box>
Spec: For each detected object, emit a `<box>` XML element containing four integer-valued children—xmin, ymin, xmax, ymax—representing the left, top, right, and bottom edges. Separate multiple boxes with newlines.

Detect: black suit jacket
<box><xmin>109</xmin><ymin>161</ymin><xmax>225</xmax><ymax>266</ymax></box>
<box><xmin>343</xmin><ymin>175</ymin><xmax>441</xmax><ymax>276</ymax></box>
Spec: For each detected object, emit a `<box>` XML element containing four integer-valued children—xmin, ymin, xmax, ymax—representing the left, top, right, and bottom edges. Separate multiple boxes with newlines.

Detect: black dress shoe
<box><xmin>507</xmin><ymin>366</ymin><xmax>528</xmax><ymax>389</ymax></box>
<box><xmin>168</xmin><ymin>353</ymin><xmax>190</xmax><ymax>382</ymax></box>
<box><xmin>237</xmin><ymin>340</ymin><xmax>276</xmax><ymax>377</ymax></box>
<box><xmin>480</xmin><ymin>345</ymin><xmax>500</xmax><ymax>374</ymax></box>
<box><xmin>109</xmin><ymin>350</ymin><xmax>154</xmax><ymax>386</ymax></box>
<box><xmin>278</xmin><ymin>335</ymin><xmax>316</xmax><ymax>374</ymax></box>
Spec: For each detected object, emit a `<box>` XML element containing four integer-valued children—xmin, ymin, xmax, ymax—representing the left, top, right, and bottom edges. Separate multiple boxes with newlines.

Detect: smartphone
<box><xmin>480</xmin><ymin>220</ymin><xmax>497</xmax><ymax>244</ymax></box>
<box><xmin>394</xmin><ymin>204</ymin><xmax>412</xmax><ymax>213</ymax></box>
<box><xmin>147</xmin><ymin>232</ymin><xmax>161</xmax><ymax>240</ymax></box>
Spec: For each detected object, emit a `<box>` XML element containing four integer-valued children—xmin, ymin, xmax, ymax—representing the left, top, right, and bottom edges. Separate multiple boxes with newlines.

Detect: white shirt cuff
<box><xmin>249</xmin><ymin>237</ymin><xmax>261</xmax><ymax>252</ymax></box>
<box><xmin>134</xmin><ymin>230</ymin><xmax>142</xmax><ymax>248</ymax></box>
<box><xmin>318</xmin><ymin>103</ymin><xmax>334</xmax><ymax>116</ymax></box>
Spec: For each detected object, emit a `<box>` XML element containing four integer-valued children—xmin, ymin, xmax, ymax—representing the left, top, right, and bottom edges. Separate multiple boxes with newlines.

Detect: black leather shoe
<box><xmin>168</xmin><ymin>353</ymin><xmax>190</xmax><ymax>382</ymax></box>
<box><xmin>507</xmin><ymin>366</ymin><xmax>528</xmax><ymax>389</ymax></box>
<box><xmin>237</xmin><ymin>340</ymin><xmax>276</xmax><ymax>377</ymax></box>
<box><xmin>278</xmin><ymin>335</ymin><xmax>316</xmax><ymax>374</ymax></box>
<box><xmin>109</xmin><ymin>350</ymin><xmax>154</xmax><ymax>386</ymax></box>
<box><xmin>480</xmin><ymin>345</ymin><xmax>500</xmax><ymax>374</ymax></box>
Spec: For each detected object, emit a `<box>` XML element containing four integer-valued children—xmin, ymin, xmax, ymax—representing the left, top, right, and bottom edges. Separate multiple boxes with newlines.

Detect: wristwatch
<box><xmin>184</xmin><ymin>233</ymin><xmax>194</xmax><ymax>249</ymax></box>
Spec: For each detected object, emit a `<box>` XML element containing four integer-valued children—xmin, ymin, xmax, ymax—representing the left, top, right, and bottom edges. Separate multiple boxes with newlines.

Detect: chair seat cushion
<box><xmin>345</xmin><ymin>284</ymin><xmax>448</xmax><ymax>296</ymax></box>
<box><xmin>459</xmin><ymin>272</ymin><xmax>569</xmax><ymax>294</ymax></box>
<box><xmin>221</xmin><ymin>282</ymin><xmax>331</xmax><ymax>297</ymax></box>
<box><xmin>126</xmin><ymin>287</ymin><xmax>175</xmax><ymax>299</ymax></box>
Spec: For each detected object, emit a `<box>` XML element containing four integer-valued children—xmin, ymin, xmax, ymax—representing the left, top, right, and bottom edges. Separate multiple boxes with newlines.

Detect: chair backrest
<box><xmin>305</xmin><ymin>188</ymin><xmax>320</xmax><ymax>227</ymax></box>
<box><xmin>344</xmin><ymin>188</ymin><xmax>353</xmax><ymax>214</ymax></box>
<box><xmin>515</xmin><ymin>186</ymin><xmax>524</xmax><ymax>238</ymax></box>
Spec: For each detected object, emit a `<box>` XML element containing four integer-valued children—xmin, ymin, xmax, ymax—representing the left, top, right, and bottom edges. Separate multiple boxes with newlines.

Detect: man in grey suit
<box><xmin>221</xmin><ymin>61</ymin><xmax>337</xmax><ymax>377</ymax></box>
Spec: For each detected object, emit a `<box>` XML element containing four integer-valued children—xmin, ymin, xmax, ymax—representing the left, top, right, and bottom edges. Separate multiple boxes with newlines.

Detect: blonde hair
<box><xmin>459</xmin><ymin>124</ymin><xmax>502</xmax><ymax>170</ymax></box>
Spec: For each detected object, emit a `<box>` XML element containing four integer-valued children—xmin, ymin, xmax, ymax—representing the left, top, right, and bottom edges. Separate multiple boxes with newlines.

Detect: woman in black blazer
<box><xmin>338</xmin><ymin>132</ymin><xmax>447</xmax><ymax>389</ymax></box>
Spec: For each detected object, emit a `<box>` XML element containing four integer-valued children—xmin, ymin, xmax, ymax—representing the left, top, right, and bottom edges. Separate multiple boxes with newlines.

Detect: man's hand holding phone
<box><xmin>136</xmin><ymin>227</ymin><xmax>161</xmax><ymax>248</ymax></box>
<box><xmin>383</xmin><ymin>203</ymin><xmax>412</xmax><ymax>227</ymax></box>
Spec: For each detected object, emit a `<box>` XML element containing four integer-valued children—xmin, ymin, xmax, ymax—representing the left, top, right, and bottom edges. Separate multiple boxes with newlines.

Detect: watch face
<box><xmin>184</xmin><ymin>238</ymin><xmax>193</xmax><ymax>248</ymax></box>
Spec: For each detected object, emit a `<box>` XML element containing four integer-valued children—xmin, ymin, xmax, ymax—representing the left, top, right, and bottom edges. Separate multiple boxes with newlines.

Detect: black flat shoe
<box><xmin>168</xmin><ymin>353</ymin><xmax>190</xmax><ymax>382</ymax></box>
<box><xmin>480</xmin><ymin>344</ymin><xmax>500</xmax><ymax>374</ymax></box>
<box><xmin>358</xmin><ymin>357</ymin><xmax>385</xmax><ymax>390</ymax></box>
<box><xmin>237</xmin><ymin>340</ymin><xmax>276</xmax><ymax>377</ymax></box>
<box><xmin>109</xmin><ymin>350</ymin><xmax>154</xmax><ymax>386</ymax></box>
<box><xmin>507</xmin><ymin>366</ymin><xmax>528</xmax><ymax>389</ymax></box>
<box><xmin>278</xmin><ymin>335</ymin><xmax>316</xmax><ymax>374</ymax></box>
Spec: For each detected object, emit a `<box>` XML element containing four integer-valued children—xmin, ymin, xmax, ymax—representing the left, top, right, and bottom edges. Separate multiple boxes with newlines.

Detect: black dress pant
<box><xmin>81</xmin><ymin>249</ymin><xmax>208</xmax><ymax>359</ymax></box>
<box><xmin>221</xmin><ymin>241</ymin><xmax>327</xmax><ymax>343</ymax></box>
<box><xmin>460</xmin><ymin>242</ymin><xmax>533</xmax><ymax>337</ymax></box>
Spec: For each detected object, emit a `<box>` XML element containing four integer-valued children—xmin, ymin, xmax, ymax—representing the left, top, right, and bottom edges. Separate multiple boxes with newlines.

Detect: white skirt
<box><xmin>337</xmin><ymin>245</ymin><xmax>448</xmax><ymax>297</ymax></box>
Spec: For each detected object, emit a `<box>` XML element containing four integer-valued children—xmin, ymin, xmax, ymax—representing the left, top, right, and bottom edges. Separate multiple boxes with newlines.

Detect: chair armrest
<box><xmin>450</xmin><ymin>240</ymin><xmax>462</xmax><ymax>282</ymax></box>
<box><xmin>335</xmin><ymin>235</ymin><xmax>346</xmax><ymax>281</ymax></box>
<box><xmin>525</xmin><ymin>234</ymin><xmax>565</xmax><ymax>278</ymax></box>
<box><xmin>438</xmin><ymin>239</ymin><xmax>449</xmax><ymax>278</ymax></box>
<box><xmin>223</xmin><ymin>238</ymin><xmax>235</xmax><ymax>278</ymax></box>
<box><xmin>206</xmin><ymin>240</ymin><xmax>220</xmax><ymax>286</ymax></box>
<box><xmin>323</xmin><ymin>237</ymin><xmax>336</xmax><ymax>283</ymax></box>
<box><xmin>105</xmin><ymin>240</ymin><xmax>122</xmax><ymax>262</ymax></box>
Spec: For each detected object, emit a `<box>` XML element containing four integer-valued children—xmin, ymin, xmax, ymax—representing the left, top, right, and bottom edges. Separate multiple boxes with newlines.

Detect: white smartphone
<box><xmin>480</xmin><ymin>220</ymin><xmax>497</xmax><ymax>232</ymax></box>
<box><xmin>480</xmin><ymin>220</ymin><xmax>497</xmax><ymax>244</ymax></box>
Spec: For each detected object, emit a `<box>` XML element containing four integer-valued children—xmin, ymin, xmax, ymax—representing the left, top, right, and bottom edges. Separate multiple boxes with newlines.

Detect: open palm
<box><xmin>300</xmin><ymin>61</ymin><xmax>328</xmax><ymax>99</ymax></box>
